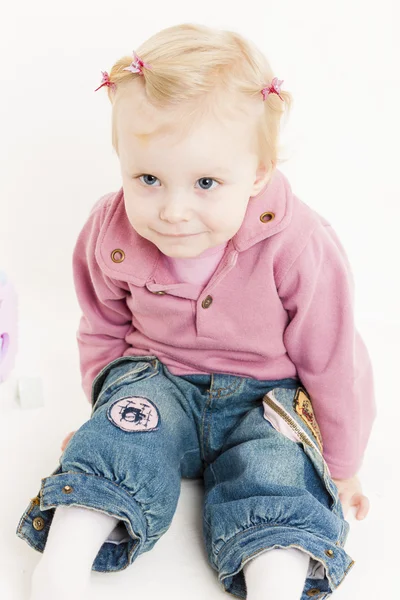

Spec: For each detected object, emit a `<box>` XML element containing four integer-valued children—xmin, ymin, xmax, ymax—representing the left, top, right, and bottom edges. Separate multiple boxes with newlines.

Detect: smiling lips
<box><xmin>157</xmin><ymin>232</ymin><xmax>202</xmax><ymax>237</ymax></box>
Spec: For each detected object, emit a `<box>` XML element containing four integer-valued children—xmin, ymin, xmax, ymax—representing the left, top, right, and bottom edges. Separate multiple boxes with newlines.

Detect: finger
<box><xmin>352</xmin><ymin>494</ymin><xmax>370</xmax><ymax>520</ymax></box>
<box><xmin>350</xmin><ymin>493</ymin><xmax>364</xmax><ymax>505</ymax></box>
<box><xmin>349</xmin><ymin>493</ymin><xmax>367</xmax><ymax>519</ymax></box>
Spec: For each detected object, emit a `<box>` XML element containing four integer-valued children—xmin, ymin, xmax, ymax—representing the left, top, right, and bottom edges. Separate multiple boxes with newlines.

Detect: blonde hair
<box><xmin>103</xmin><ymin>23</ymin><xmax>293</xmax><ymax>170</ymax></box>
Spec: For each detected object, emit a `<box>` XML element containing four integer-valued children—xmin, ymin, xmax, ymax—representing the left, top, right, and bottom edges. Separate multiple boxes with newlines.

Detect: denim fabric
<box><xmin>16</xmin><ymin>355</ymin><xmax>354</xmax><ymax>599</ymax></box>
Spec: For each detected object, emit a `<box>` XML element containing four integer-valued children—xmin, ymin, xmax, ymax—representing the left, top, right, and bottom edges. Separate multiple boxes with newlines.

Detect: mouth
<box><xmin>156</xmin><ymin>232</ymin><xmax>203</xmax><ymax>238</ymax></box>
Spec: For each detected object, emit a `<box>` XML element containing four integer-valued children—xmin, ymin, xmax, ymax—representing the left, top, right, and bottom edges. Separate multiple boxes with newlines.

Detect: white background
<box><xmin>0</xmin><ymin>0</ymin><xmax>399</xmax><ymax>598</ymax></box>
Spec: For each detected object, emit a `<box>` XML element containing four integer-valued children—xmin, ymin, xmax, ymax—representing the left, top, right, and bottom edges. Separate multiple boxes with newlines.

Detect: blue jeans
<box><xmin>16</xmin><ymin>355</ymin><xmax>354</xmax><ymax>599</ymax></box>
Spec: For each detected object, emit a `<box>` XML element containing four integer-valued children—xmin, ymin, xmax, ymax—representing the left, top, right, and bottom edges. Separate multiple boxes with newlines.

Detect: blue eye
<box><xmin>139</xmin><ymin>175</ymin><xmax>161</xmax><ymax>186</ymax></box>
<box><xmin>196</xmin><ymin>178</ymin><xmax>219</xmax><ymax>190</ymax></box>
<box><xmin>138</xmin><ymin>175</ymin><xmax>219</xmax><ymax>190</ymax></box>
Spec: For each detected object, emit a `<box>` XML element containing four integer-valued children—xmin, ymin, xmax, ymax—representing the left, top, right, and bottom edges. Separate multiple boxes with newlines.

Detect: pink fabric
<box><xmin>162</xmin><ymin>242</ymin><xmax>228</xmax><ymax>289</ymax></box>
<box><xmin>73</xmin><ymin>168</ymin><xmax>376</xmax><ymax>479</ymax></box>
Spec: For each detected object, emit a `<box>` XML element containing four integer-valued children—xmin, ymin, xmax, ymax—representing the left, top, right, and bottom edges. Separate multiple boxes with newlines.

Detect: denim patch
<box><xmin>293</xmin><ymin>388</ymin><xmax>324</xmax><ymax>453</ymax></box>
<box><xmin>107</xmin><ymin>396</ymin><xmax>160</xmax><ymax>432</ymax></box>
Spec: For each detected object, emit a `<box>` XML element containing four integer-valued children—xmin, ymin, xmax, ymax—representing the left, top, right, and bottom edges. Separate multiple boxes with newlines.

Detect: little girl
<box><xmin>17</xmin><ymin>22</ymin><xmax>376</xmax><ymax>600</ymax></box>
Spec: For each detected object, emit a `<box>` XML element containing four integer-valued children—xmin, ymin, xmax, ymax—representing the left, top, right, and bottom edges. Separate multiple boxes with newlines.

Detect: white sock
<box><xmin>243</xmin><ymin>547</ymin><xmax>310</xmax><ymax>600</ymax></box>
<box><xmin>29</xmin><ymin>505</ymin><xmax>119</xmax><ymax>600</ymax></box>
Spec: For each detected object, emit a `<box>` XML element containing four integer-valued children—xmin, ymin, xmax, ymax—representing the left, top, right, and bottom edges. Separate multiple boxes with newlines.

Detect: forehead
<box><xmin>115</xmin><ymin>87</ymin><xmax>259</xmax><ymax>164</ymax></box>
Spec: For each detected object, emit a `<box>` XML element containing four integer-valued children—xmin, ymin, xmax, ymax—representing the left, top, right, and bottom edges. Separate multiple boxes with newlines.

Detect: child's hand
<box><xmin>332</xmin><ymin>474</ymin><xmax>370</xmax><ymax>520</ymax></box>
<box><xmin>60</xmin><ymin>430</ymin><xmax>76</xmax><ymax>452</ymax></box>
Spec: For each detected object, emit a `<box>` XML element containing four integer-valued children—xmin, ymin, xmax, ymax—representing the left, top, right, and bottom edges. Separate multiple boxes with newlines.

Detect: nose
<box><xmin>159</xmin><ymin>194</ymin><xmax>192</xmax><ymax>223</ymax></box>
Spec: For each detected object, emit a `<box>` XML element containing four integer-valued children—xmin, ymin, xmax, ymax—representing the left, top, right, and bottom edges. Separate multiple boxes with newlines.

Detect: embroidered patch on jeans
<box><xmin>293</xmin><ymin>388</ymin><xmax>324</xmax><ymax>453</ymax></box>
<box><xmin>107</xmin><ymin>397</ymin><xmax>160</xmax><ymax>432</ymax></box>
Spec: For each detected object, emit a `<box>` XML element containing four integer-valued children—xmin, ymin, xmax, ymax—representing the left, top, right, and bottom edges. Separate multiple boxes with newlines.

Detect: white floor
<box><xmin>0</xmin><ymin>306</ymin><xmax>396</xmax><ymax>599</ymax></box>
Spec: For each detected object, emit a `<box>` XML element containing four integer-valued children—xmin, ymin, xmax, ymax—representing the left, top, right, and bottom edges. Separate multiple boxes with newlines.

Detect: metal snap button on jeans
<box><xmin>201</xmin><ymin>295</ymin><xmax>213</xmax><ymax>309</ymax></box>
<box><xmin>306</xmin><ymin>589</ymin><xmax>321</xmax><ymax>597</ymax></box>
<box><xmin>62</xmin><ymin>485</ymin><xmax>74</xmax><ymax>494</ymax></box>
<box><xmin>32</xmin><ymin>517</ymin><xmax>45</xmax><ymax>531</ymax></box>
<box><xmin>325</xmin><ymin>549</ymin><xmax>334</xmax><ymax>558</ymax></box>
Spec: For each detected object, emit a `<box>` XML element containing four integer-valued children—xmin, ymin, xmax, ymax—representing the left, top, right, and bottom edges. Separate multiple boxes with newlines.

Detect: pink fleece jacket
<box><xmin>73</xmin><ymin>168</ymin><xmax>376</xmax><ymax>479</ymax></box>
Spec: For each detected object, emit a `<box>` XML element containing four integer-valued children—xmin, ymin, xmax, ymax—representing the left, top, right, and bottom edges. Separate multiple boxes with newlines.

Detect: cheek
<box><xmin>208</xmin><ymin>203</ymin><xmax>247</xmax><ymax>232</ymax></box>
<box><xmin>125</xmin><ymin>200</ymin><xmax>152</xmax><ymax>227</ymax></box>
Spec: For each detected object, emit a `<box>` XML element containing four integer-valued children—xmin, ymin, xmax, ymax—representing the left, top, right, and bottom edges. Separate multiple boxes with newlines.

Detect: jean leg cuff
<box><xmin>215</xmin><ymin>525</ymin><xmax>355</xmax><ymax>600</ymax></box>
<box><xmin>16</xmin><ymin>471</ymin><xmax>148</xmax><ymax>572</ymax></box>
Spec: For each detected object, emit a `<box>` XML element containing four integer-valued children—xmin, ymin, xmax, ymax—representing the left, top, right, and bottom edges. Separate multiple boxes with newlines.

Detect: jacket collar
<box><xmin>96</xmin><ymin>168</ymin><xmax>293</xmax><ymax>285</ymax></box>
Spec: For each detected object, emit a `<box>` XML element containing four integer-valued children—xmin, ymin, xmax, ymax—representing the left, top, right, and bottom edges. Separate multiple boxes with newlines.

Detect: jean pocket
<box><xmin>91</xmin><ymin>356</ymin><xmax>159</xmax><ymax>414</ymax></box>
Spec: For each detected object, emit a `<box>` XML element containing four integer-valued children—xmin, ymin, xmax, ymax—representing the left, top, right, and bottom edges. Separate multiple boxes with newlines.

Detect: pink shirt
<box><xmin>162</xmin><ymin>242</ymin><xmax>228</xmax><ymax>291</ymax></box>
<box><xmin>73</xmin><ymin>168</ymin><xmax>376</xmax><ymax>479</ymax></box>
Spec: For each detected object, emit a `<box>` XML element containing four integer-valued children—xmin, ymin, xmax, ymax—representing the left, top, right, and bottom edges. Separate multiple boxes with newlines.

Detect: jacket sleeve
<box><xmin>277</xmin><ymin>223</ymin><xmax>376</xmax><ymax>479</ymax></box>
<box><xmin>72</xmin><ymin>201</ymin><xmax>133</xmax><ymax>402</ymax></box>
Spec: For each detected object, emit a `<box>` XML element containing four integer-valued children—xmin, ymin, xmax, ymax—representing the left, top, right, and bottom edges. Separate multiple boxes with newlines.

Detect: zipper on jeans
<box><xmin>263</xmin><ymin>392</ymin><xmax>320</xmax><ymax>453</ymax></box>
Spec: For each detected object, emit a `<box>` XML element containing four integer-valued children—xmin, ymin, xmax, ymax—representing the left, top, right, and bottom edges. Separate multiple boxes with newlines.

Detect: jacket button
<box><xmin>31</xmin><ymin>496</ymin><xmax>40</xmax><ymax>506</ymax></box>
<box><xmin>325</xmin><ymin>549</ymin><xmax>334</xmax><ymax>558</ymax></box>
<box><xmin>32</xmin><ymin>517</ymin><xmax>45</xmax><ymax>531</ymax></box>
<box><xmin>152</xmin><ymin>290</ymin><xmax>166</xmax><ymax>295</ymax></box>
<box><xmin>306</xmin><ymin>590</ymin><xmax>321</xmax><ymax>597</ymax></box>
<box><xmin>201</xmin><ymin>295</ymin><xmax>213</xmax><ymax>309</ymax></box>
<box><xmin>111</xmin><ymin>249</ymin><xmax>125</xmax><ymax>263</ymax></box>
<box><xmin>260</xmin><ymin>211</ymin><xmax>275</xmax><ymax>223</ymax></box>
<box><xmin>62</xmin><ymin>485</ymin><xmax>74</xmax><ymax>494</ymax></box>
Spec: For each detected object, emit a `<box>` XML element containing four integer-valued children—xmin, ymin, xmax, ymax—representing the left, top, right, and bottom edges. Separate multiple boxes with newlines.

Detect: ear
<box><xmin>249</xmin><ymin>161</ymin><xmax>274</xmax><ymax>197</ymax></box>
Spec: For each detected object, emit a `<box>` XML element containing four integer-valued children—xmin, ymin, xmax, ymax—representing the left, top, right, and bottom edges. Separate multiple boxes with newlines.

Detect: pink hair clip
<box><xmin>261</xmin><ymin>77</ymin><xmax>284</xmax><ymax>101</ymax></box>
<box><xmin>122</xmin><ymin>50</ymin><xmax>152</xmax><ymax>75</ymax></box>
<box><xmin>94</xmin><ymin>71</ymin><xmax>116</xmax><ymax>92</ymax></box>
